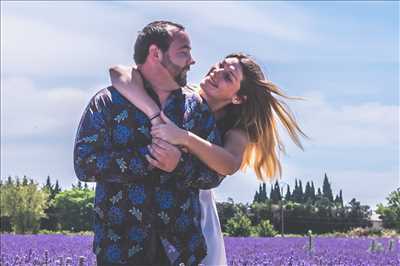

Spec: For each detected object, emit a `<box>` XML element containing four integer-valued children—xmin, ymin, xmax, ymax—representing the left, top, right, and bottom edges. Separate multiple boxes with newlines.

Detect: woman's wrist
<box><xmin>144</xmin><ymin>104</ymin><xmax>161</xmax><ymax>118</ymax></box>
<box><xmin>150</xmin><ymin>116</ymin><xmax>163</xmax><ymax>126</ymax></box>
<box><xmin>181</xmin><ymin>130</ymin><xmax>192</xmax><ymax>149</ymax></box>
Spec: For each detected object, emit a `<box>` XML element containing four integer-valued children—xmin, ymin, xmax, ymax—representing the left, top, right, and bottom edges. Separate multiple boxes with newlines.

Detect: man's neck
<box><xmin>138</xmin><ymin>64</ymin><xmax>178</xmax><ymax>107</ymax></box>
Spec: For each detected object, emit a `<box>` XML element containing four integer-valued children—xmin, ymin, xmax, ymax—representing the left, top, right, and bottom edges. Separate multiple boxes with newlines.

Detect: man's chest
<box><xmin>107</xmin><ymin>105</ymin><xmax>153</xmax><ymax>148</ymax></box>
<box><xmin>107</xmin><ymin>95</ymin><xmax>187</xmax><ymax>148</ymax></box>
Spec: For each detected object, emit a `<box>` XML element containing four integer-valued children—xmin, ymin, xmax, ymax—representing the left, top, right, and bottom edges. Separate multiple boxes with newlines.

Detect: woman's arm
<box><xmin>187</xmin><ymin>129</ymin><xmax>248</xmax><ymax>176</ymax></box>
<box><xmin>152</xmin><ymin>112</ymin><xmax>249</xmax><ymax>176</ymax></box>
<box><xmin>109</xmin><ymin>65</ymin><xmax>162</xmax><ymax>125</ymax></box>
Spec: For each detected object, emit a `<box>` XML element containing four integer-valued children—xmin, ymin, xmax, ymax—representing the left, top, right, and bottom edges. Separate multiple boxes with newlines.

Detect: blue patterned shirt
<box><xmin>73</xmin><ymin>85</ymin><xmax>223</xmax><ymax>265</ymax></box>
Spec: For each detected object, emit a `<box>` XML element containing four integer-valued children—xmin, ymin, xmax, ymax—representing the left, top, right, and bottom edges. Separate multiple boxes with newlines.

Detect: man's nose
<box><xmin>189</xmin><ymin>56</ymin><xmax>196</xmax><ymax>66</ymax></box>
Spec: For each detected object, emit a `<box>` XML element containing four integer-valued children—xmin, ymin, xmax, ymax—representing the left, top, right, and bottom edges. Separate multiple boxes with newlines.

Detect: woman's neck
<box><xmin>199</xmin><ymin>89</ymin><xmax>229</xmax><ymax>115</ymax></box>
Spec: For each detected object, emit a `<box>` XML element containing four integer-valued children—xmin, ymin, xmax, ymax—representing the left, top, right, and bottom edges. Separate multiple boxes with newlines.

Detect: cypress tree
<box><xmin>292</xmin><ymin>179</ymin><xmax>299</xmax><ymax>202</ymax></box>
<box><xmin>317</xmin><ymin>188</ymin><xmax>322</xmax><ymax>198</ymax></box>
<box><xmin>44</xmin><ymin>176</ymin><xmax>52</xmax><ymax>190</ymax></box>
<box><xmin>43</xmin><ymin>176</ymin><xmax>53</xmax><ymax>198</ymax></box>
<box><xmin>304</xmin><ymin>181</ymin><xmax>311</xmax><ymax>202</ymax></box>
<box><xmin>322</xmin><ymin>173</ymin><xmax>334</xmax><ymax>202</ymax></box>
<box><xmin>22</xmin><ymin>175</ymin><xmax>29</xmax><ymax>186</ymax></box>
<box><xmin>285</xmin><ymin>185</ymin><xmax>291</xmax><ymax>201</ymax></box>
<box><xmin>274</xmin><ymin>181</ymin><xmax>281</xmax><ymax>201</ymax></box>
<box><xmin>77</xmin><ymin>181</ymin><xmax>83</xmax><ymax>190</ymax></box>
<box><xmin>311</xmin><ymin>181</ymin><xmax>316</xmax><ymax>202</ymax></box>
<box><xmin>262</xmin><ymin>182</ymin><xmax>267</xmax><ymax>201</ymax></box>
<box><xmin>298</xmin><ymin>180</ymin><xmax>304</xmax><ymax>203</ymax></box>
<box><xmin>54</xmin><ymin>180</ymin><xmax>61</xmax><ymax>194</ymax></box>
<box><xmin>253</xmin><ymin>191</ymin><xmax>259</xmax><ymax>203</ymax></box>
<box><xmin>270</xmin><ymin>185</ymin><xmax>278</xmax><ymax>203</ymax></box>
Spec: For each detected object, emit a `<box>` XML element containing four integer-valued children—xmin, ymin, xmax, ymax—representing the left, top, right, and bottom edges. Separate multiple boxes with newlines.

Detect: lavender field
<box><xmin>1</xmin><ymin>234</ymin><xmax>399</xmax><ymax>265</ymax></box>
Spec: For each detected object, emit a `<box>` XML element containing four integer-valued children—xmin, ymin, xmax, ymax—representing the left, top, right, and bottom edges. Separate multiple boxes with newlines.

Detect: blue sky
<box><xmin>1</xmin><ymin>1</ymin><xmax>398</xmax><ymax>209</ymax></box>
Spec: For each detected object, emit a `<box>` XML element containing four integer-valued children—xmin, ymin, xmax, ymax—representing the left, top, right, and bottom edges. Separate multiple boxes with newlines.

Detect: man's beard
<box><xmin>160</xmin><ymin>53</ymin><xmax>189</xmax><ymax>87</ymax></box>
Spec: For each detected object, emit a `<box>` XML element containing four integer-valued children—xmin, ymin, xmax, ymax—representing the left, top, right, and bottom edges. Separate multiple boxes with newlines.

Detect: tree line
<box><xmin>0</xmin><ymin>174</ymin><xmax>399</xmax><ymax>236</ymax></box>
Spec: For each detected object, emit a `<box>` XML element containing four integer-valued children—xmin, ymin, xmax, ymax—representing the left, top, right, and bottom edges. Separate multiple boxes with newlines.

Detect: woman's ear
<box><xmin>232</xmin><ymin>95</ymin><xmax>247</xmax><ymax>105</ymax></box>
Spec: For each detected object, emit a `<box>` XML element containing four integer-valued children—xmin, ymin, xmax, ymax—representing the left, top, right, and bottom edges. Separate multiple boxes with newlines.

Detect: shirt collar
<box><xmin>138</xmin><ymin>70</ymin><xmax>184</xmax><ymax>108</ymax></box>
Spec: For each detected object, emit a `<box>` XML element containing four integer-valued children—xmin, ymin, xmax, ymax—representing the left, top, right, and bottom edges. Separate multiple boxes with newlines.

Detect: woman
<box><xmin>110</xmin><ymin>53</ymin><xmax>307</xmax><ymax>265</ymax></box>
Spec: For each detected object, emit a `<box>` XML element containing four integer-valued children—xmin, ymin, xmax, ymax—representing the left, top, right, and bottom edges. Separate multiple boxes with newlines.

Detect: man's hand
<box><xmin>145</xmin><ymin>138</ymin><xmax>181</xmax><ymax>172</ymax></box>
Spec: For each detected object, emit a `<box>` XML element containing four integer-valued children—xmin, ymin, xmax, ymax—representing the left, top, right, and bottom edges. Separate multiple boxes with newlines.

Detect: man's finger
<box><xmin>152</xmin><ymin>139</ymin><xmax>168</xmax><ymax>150</ymax></box>
<box><xmin>148</xmin><ymin>144</ymin><xmax>165</xmax><ymax>159</ymax></box>
<box><xmin>154</xmin><ymin>139</ymin><xmax>175</xmax><ymax>151</ymax></box>
<box><xmin>146</xmin><ymin>155</ymin><xmax>163</xmax><ymax>169</ymax></box>
<box><xmin>146</xmin><ymin>154</ymin><xmax>168</xmax><ymax>172</ymax></box>
<box><xmin>151</xmin><ymin>124</ymin><xmax>164</xmax><ymax>131</ymax></box>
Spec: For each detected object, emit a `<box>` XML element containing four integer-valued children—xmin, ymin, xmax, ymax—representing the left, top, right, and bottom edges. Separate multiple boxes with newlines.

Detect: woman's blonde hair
<box><xmin>223</xmin><ymin>53</ymin><xmax>307</xmax><ymax>182</ymax></box>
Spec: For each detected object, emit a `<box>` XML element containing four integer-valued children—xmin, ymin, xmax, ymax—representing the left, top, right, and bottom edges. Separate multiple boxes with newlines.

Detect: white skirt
<box><xmin>199</xmin><ymin>189</ymin><xmax>227</xmax><ymax>266</ymax></box>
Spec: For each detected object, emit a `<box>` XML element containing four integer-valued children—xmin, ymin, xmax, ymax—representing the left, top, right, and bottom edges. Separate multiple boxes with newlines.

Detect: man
<box><xmin>73</xmin><ymin>21</ymin><xmax>224</xmax><ymax>266</ymax></box>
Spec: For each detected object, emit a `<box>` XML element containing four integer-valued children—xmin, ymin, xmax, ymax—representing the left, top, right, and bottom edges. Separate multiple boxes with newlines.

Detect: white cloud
<box><xmin>0</xmin><ymin>77</ymin><xmax>102</xmax><ymax>139</ymax></box>
<box><xmin>0</xmin><ymin>76</ymin><xmax>105</xmax><ymax>188</ymax></box>
<box><xmin>1</xmin><ymin>13</ymin><xmax>124</xmax><ymax>78</ymax></box>
<box><xmin>158</xmin><ymin>2</ymin><xmax>313</xmax><ymax>43</ymax></box>
<box><xmin>0</xmin><ymin>3</ymin><xmax>149</xmax><ymax>79</ymax></box>
<box><xmin>282</xmin><ymin>90</ymin><xmax>399</xmax><ymax>149</ymax></box>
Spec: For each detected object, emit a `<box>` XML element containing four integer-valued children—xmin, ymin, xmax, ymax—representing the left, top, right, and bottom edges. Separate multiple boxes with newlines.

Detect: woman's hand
<box><xmin>151</xmin><ymin>112</ymin><xmax>189</xmax><ymax>146</ymax></box>
<box><xmin>109</xmin><ymin>65</ymin><xmax>145</xmax><ymax>92</ymax></box>
<box><xmin>109</xmin><ymin>65</ymin><xmax>161</xmax><ymax>122</ymax></box>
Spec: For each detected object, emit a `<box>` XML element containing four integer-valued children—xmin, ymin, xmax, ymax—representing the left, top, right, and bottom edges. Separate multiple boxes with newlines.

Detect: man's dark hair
<box><xmin>133</xmin><ymin>21</ymin><xmax>185</xmax><ymax>64</ymax></box>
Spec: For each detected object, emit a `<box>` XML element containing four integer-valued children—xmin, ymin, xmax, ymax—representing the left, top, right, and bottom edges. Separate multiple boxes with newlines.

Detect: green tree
<box><xmin>216</xmin><ymin>198</ymin><xmax>237</xmax><ymax>231</ymax></box>
<box><xmin>254</xmin><ymin>219</ymin><xmax>277</xmax><ymax>237</ymax></box>
<box><xmin>376</xmin><ymin>188</ymin><xmax>400</xmax><ymax>232</ymax></box>
<box><xmin>249</xmin><ymin>202</ymin><xmax>273</xmax><ymax>225</ymax></box>
<box><xmin>0</xmin><ymin>178</ymin><xmax>48</xmax><ymax>234</ymax></box>
<box><xmin>53</xmin><ymin>188</ymin><xmax>94</xmax><ymax>232</ymax></box>
<box><xmin>225</xmin><ymin>212</ymin><xmax>253</xmax><ymax>237</ymax></box>
<box><xmin>40</xmin><ymin>177</ymin><xmax>62</xmax><ymax>231</ymax></box>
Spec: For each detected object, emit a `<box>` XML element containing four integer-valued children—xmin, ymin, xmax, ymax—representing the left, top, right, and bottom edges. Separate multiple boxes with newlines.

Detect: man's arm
<box><xmin>73</xmin><ymin>89</ymin><xmax>153</xmax><ymax>183</ymax></box>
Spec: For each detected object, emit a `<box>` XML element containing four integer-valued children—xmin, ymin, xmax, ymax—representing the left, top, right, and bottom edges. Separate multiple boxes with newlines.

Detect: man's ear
<box><xmin>232</xmin><ymin>95</ymin><xmax>247</xmax><ymax>105</ymax></box>
<box><xmin>148</xmin><ymin>45</ymin><xmax>163</xmax><ymax>62</ymax></box>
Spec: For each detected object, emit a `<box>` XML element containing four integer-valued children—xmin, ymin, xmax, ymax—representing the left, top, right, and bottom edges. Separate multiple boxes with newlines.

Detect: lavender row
<box><xmin>1</xmin><ymin>234</ymin><xmax>399</xmax><ymax>265</ymax></box>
